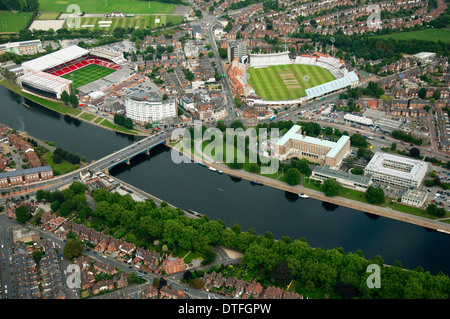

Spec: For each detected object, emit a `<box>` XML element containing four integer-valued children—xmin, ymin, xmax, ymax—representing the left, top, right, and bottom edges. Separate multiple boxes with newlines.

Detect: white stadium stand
<box><xmin>21</xmin><ymin>45</ymin><xmax>90</xmax><ymax>73</ymax></box>
<box><xmin>249</xmin><ymin>51</ymin><xmax>291</xmax><ymax>67</ymax></box>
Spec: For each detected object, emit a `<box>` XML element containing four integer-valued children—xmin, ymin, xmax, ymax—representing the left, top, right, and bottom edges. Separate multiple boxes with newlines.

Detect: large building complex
<box><xmin>125</xmin><ymin>92</ymin><xmax>177</xmax><ymax>124</ymax></box>
<box><xmin>275</xmin><ymin>125</ymin><xmax>351</xmax><ymax>168</ymax></box>
<box><xmin>17</xmin><ymin>45</ymin><xmax>131</xmax><ymax>99</ymax></box>
<box><xmin>0</xmin><ymin>40</ymin><xmax>43</xmax><ymax>56</ymax></box>
<box><xmin>364</xmin><ymin>152</ymin><xmax>428</xmax><ymax>189</ymax></box>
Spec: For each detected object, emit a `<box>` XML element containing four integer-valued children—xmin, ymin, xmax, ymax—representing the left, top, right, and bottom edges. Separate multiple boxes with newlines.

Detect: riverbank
<box><xmin>0</xmin><ymin>79</ymin><xmax>146</xmax><ymax>137</ymax></box>
<box><xmin>166</xmin><ymin>142</ymin><xmax>450</xmax><ymax>233</ymax></box>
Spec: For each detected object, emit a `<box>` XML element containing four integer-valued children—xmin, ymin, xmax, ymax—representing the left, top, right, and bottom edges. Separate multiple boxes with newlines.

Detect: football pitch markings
<box><xmin>247</xmin><ymin>64</ymin><xmax>336</xmax><ymax>101</ymax></box>
<box><xmin>62</xmin><ymin>64</ymin><xmax>116</xmax><ymax>88</ymax></box>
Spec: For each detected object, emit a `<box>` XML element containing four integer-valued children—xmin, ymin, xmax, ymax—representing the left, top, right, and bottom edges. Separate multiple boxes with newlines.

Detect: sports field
<box><xmin>247</xmin><ymin>64</ymin><xmax>336</xmax><ymax>101</ymax></box>
<box><xmin>38</xmin><ymin>0</ymin><xmax>174</xmax><ymax>14</ymax></box>
<box><xmin>373</xmin><ymin>28</ymin><xmax>450</xmax><ymax>43</ymax></box>
<box><xmin>148</xmin><ymin>14</ymin><xmax>184</xmax><ymax>29</ymax></box>
<box><xmin>0</xmin><ymin>11</ymin><xmax>34</xmax><ymax>33</ymax></box>
<box><xmin>62</xmin><ymin>64</ymin><xmax>116</xmax><ymax>88</ymax></box>
<box><xmin>71</xmin><ymin>16</ymin><xmax>149</xmax><ymax>31</ymax></box>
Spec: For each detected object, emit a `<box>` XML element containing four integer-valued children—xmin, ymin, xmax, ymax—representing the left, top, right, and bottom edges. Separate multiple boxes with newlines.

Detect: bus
<box><xmin>269</xmin><ymin>116</ymin><xmax>276</xmax><ymax>121</ymax></box>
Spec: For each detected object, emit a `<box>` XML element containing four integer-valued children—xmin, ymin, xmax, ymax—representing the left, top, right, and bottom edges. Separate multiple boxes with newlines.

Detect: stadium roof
<box><xmin>305</xmin><ymin>71</ymin><xmax>359</xmax><ymax>99</ymax></box>
<box><xmin>18</xmin><ymin>70</ymin><xmax>72</xmax><ymax>92</ymax></box>
<box><xmin>22</xmin><ymin>45</ymin><xmax>89</xmax><ymax>72</ymax></box>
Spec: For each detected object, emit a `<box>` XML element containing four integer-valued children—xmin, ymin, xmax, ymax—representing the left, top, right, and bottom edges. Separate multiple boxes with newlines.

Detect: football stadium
<box><xmin>229</xmin><ymin>51</ymin><xmax>360</xmax><ymax>106</ymax></box>
<box><xmin>18</xmin><ymin>45</ymin><xmax>135</xmax><ymax>99</ymax></box>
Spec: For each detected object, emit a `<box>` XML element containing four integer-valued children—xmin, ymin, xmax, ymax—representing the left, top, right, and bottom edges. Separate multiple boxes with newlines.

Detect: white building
<box><xmin>401</xmin><ymin>189</ymin><xmax>427</xmax><ymax>207</ymax></box>
<box><xmin>125</xmin><ymin>93</ymin><xmax>176</xmax><ymax>123</ymax></box>
<box><xmin>364</xmin><ymin>152</ymin><xmax>428</xmax><ymax>189</ymax></box>
<box><xmin>311</xmin><ymin>165</ymin><xmax>373</xmax><ymax>192</ymax></box>
<box><xmin>18</xmin><ymin>70</ymin><xmax>72</xmax><ymax>99</ymax></box>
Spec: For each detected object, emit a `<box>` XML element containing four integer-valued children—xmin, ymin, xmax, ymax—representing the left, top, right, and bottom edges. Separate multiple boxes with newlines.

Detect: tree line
<box><xmin>0</xmin><ymin>0</ymin><xmax>38</xmax><ymax>12</ymax></box>
<box><xmin>19</xmin><ymin>181</ymin><xmax>450</xmax><ymax>298</ymax></box>
<box><xmin>90</xmin><ymin>186</ymin><xmax>450</xmax><ymax>297</ymax></box>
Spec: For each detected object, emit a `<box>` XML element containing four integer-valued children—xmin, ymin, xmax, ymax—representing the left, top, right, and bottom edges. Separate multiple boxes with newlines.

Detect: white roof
<box><xmin>365</xmin><ymin>152</ymin><xmax>428</xmax><ymax>182</ymax></box>
<box><xmin>18</xmin><ymin>70</ymin><xmax>72</xmax><ymax>92</ymax></box>
<box><xmin>344</xmin><ymin>113</ymin><xmax>374</xmax><ymax>125</ymax></box>
<box><xmin>276</xmin><ymin>125</ymin><xmax>350</xmax><ymax>159</ymax></box>
<box><xmin>22</xmin><ymin>45</ymin><xmax>89</xmax><ymax>72</ymax></box>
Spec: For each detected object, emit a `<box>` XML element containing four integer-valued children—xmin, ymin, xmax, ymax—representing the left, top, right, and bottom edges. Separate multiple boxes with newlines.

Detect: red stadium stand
<box><xmin>47</xmin><ymin>54</ymin><xmax>122</xmax><ymax>77</ymax></box>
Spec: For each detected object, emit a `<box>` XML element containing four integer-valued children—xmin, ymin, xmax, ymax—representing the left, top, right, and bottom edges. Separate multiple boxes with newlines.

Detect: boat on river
<box><xmin>298</xmin><ymin>193</ymin><xmax>309</xmax><ymax>199</ymax></box>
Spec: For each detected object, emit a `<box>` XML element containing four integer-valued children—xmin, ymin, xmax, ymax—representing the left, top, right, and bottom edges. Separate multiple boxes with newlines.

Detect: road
<box><xmin>0</xmin><ymin>131</ymin><xmax>171</xmax><ymax>205</ymax></box>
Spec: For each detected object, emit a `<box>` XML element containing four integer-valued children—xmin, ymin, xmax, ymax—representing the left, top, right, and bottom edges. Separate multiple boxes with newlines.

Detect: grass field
<box><xmin>373</xmin><ymin>28</ymin><xmax>450</xmax><ymax>43</ymax></box>
<box><xmin>0</xmin><ymin>11</ymin><xmax>34</xmax><ymax>33</ymax></box>
<box><xmin>79</xmin><ymin>112</ymin><xmax>97</xmax><ymax>121</ymax></box>
<box><xmin>247</xmin><ymin>64</ymin><xmax>336</xmax><ymax>101</ymax></box>
<box><xmin>62</xmin><ymin>64</ymin><xmax>116</xmax><ymax>88</ymax></box>
<box><xmin>71</xmin><ymin>16</ymin><xmax>148</xmax><ymax>31</ymax></box>
<box><xmin>148</xmin><ymin>14</ymin><xmax>184</xmax><ymax>28</ymax></box>
<box><xmin>38</xmin><ymin>0</ymin><xmax>174</xmax><ymax>14</ymax></box>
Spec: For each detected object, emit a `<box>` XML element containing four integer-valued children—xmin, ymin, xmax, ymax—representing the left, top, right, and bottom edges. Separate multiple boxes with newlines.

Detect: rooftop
<box><xmin>276</xmin><ymin>125</ymin><xmax>350</xmax><ymax>159</ymax></box>
<box><xmin>364</xmin><ymin>152</ymin><xmax>428</xmax><ymax>181</ymax></box>
<box><xmin>312</xmin><ymin>165</ymin><xmax>372</xmax><ymax>185</ymax></box>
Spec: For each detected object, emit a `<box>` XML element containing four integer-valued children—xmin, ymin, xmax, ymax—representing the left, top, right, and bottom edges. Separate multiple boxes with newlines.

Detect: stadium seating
<box><xmin>47</xmin><ymin>55</ymin><xmax>122</xmax><ymax>76</ymax></box>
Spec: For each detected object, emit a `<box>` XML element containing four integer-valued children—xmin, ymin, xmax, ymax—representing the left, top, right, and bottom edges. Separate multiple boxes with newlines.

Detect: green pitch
<box><xmin>70</xmin><ymin>16</ymin><xmax>149</xmax><ymax>31</ymax></box>
<box><xmin>38</xmin><ymin>0</ymin><xmax>174</xmax><ymax>14</ymax></box>
<box><xmin>247</xmin><ymin>64</ymin><xmax>336</xmax><ymax>101</ymax></box>
<box><xmin>62</xmin><ymin>64</ymin><xmax>116</xmax><ymax>88</ymax></box>
<box><xmin>0</xmin><ymin>11</ymin><xmax>34</xmax><ymax>33</ymax></box>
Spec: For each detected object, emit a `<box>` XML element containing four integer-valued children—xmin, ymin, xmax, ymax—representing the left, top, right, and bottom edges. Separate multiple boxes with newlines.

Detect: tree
<box><xmin>15</xmin><ymin>205</ymin><xmax>30</xmax><ymax>223</ymax></box>
<box><xmin>60</xmin><ymin>90</ymin><xmax>70</xmax><ymax>105</ymax></box>
<box><xmin>285</xmin><ymin>168</ymin><xmax>301</xmax><ymax>185</ymax></box>
<box><xmin>63</xmin><ymin>239</ymin><xmax>83</xmax><ymax>259</ymax></box>
<box><xmin>365</xmin><ymin>186</ymin><xmax>385</xmax><ymax>204</ymax></box>
<box><xmin>219</xmin><ymin>47</ymin><xmax>227</xmax><ymax>59</ymax></box>
<box><xmin>271</xmin><ymin>261</ymin><xmax>292</xmax><ymax>286</ymax></box>
<box><xmin>418</xmin><ymin>87</ymin><xmax>427</xmax><ymax>99</ymax></box>
<box><xmin>32</xmin><ymin>249</ymin><xmax>43</xmax><ymax>264</ymax></box>
<box><xmin>322</xmin><ymin>178</ymin><xmax>341</xmax><ymax>197</ymax></box>
<box><xmin>410</xmin><ymin>147</ymin><xmax>420</xmax><ymax>158</ymax></box>
<box><xmin>390</xmin><ymin>142</ymin><xmax>397</xmax><ymax>151</ymax></box>
<box><xmin>426</xmin><ymin>203</ymin><xmax>446</xmax><ymax>217</ymax></box>
<box><xmin>295</xmin><ymin>158</ymin><xmax>311</xmax><ymax>176</ymax></box>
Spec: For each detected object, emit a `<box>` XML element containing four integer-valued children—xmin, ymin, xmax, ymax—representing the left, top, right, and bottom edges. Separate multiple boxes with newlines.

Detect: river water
<box><xmin>1</xmin><ymin>84</ymin><xmax>450</xmax><ymax>275</ymax></box>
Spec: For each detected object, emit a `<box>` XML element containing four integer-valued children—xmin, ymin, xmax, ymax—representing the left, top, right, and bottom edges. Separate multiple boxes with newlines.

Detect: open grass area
<box><xmin>0</xmin><ymin>79</ymin><xmax>81</xmax><ymax>116</ymax></box>
<box><xmin>373</xmin><ymin>28</ymin><xmax>450</xmax><ymax>43</ymax></box>
<box><xmin>79</xmin><ymin>112</ymin><xmax>97</xmax><ymax>121</ymax></box>
<box><xmin>62</xmin><ymin>64</ymin><xmax>116</xmax><ymax>88</ymax></box>
<box><xmin>100</xmin><ymin>119</ymin><xmax>138</xmax><ymax>135</ymax></box>
<box><xmin>38</xmin><ymin>0</ymin><xmax>175</xmax><ymax>14</ymax></box>
<box><xmin>94</xmin><ymin>117</ymin><xmax>103</xmax><ymax>124</ymax></box>
<box><xmin>0</xmin><ymin>11</ymin><xmax>34</xmax><ymax>33</ymax></box>
<box><xmin>247</xmin><ymin>64</ymin><xmax>336</xmax><ymax>101</ymax></box>
<box><xmin>70</xmin><ymin>16</ymin><xmax>148</xmax><ymax>31</ymax></box>
<box><xmin>148</xmin><ymin>14</ymin><xmax>184</xmax><ymax>29</ymax></box>
<box><xmin>45</xmin><ymin>152</ymin><xmax>77</xmax><ymax>176</ymax></box>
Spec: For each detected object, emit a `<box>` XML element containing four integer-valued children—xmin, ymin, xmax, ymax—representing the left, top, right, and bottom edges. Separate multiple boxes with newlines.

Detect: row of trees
<box><xmin>113</xmin><ymin>114</ymin><xmax>134</xmax><ymax>130</ymax></box>
<box><xmin>53</xmin><ymin>147</ymin><xmax>81</xmax><ymax>165</ymax></box>
<box><xmin>391</xmin><ymin>130</ymin><xmax>423</xmax><ymax>146</ymax></box>
<box><xmin>78</xmin><ymin>185</ymin><xmax>450</xmax><ymax>298</ymax></box>
<box><xmin>60</xmin><ymin>91</ymin><xmax>79</xmax><ymax>108</ymax></box>
<box><xmin>0</xmin><ymin>0</ymin><xmax>38</xmax><ymax>12</ymax></box>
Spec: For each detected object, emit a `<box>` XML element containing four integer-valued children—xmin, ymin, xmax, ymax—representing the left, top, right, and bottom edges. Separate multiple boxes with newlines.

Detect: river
<box><xmin>1</xmin><ymin>84</ymin><xmax>450</xmax><ymax>275</ymax></box>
